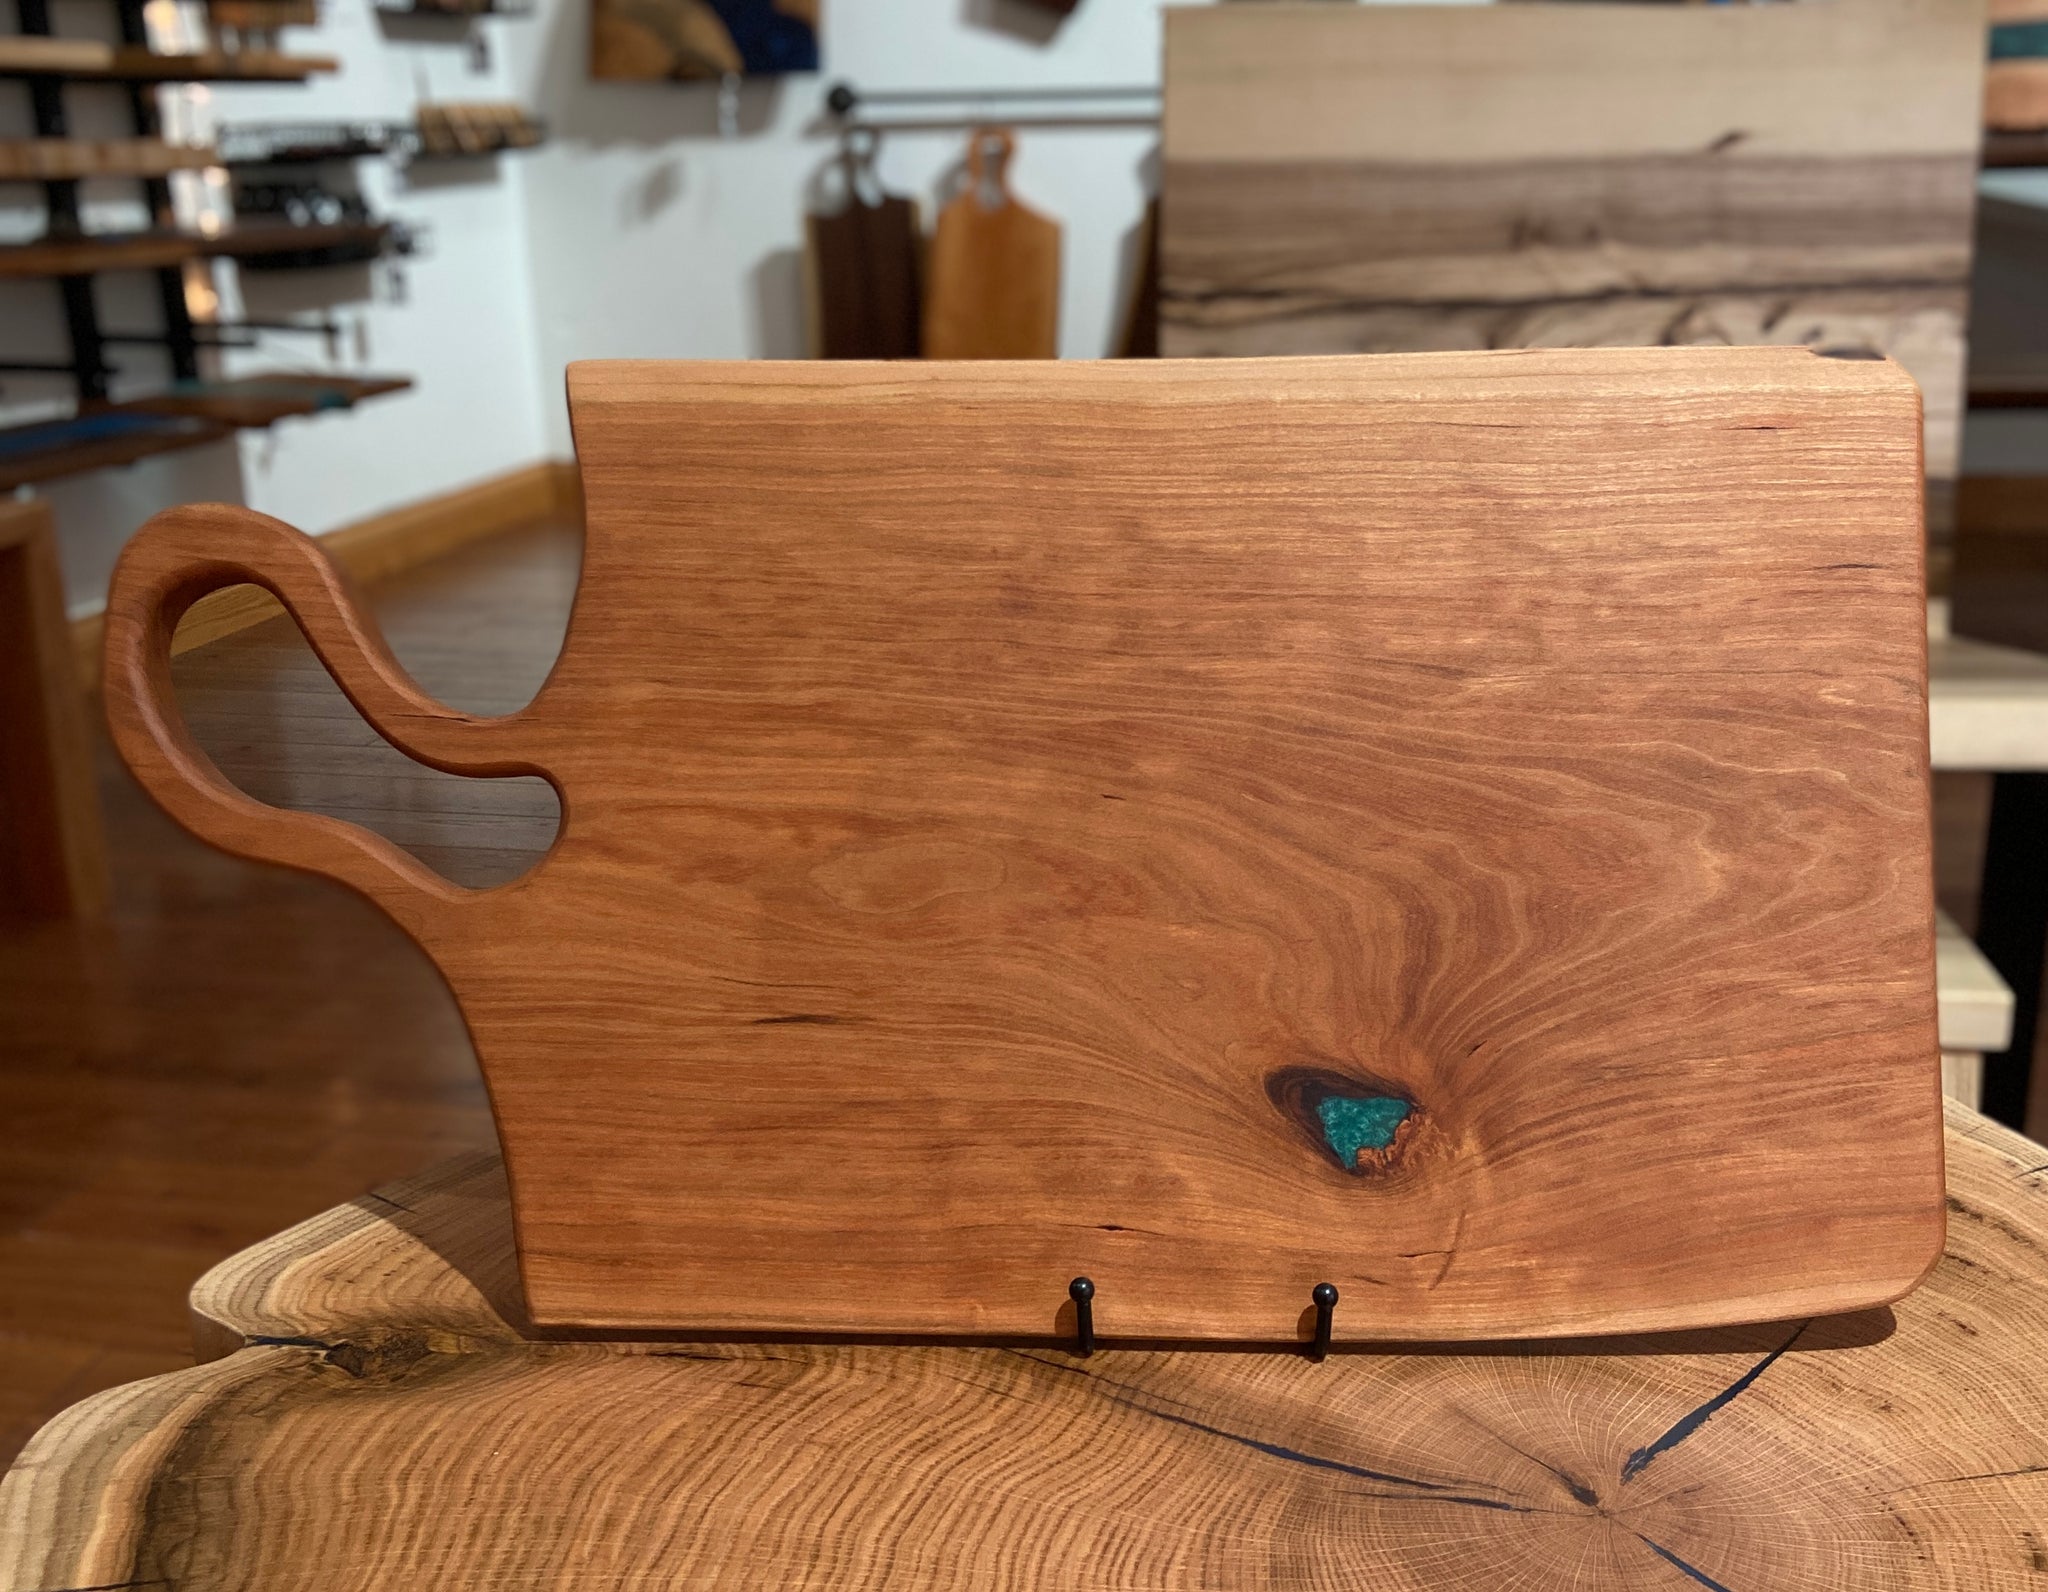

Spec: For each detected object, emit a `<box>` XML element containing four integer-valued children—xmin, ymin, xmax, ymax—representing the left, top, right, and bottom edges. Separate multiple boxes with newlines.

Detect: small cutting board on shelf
<box><xmin>101</xmin><ymin>349</ymin><xmax>1943</xmax><ymax>1345</ymax></box>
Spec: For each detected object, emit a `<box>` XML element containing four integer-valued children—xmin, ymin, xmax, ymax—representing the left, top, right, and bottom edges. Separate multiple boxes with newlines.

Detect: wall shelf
<box><xmin>0</xmin><ymin>220</ymin><xmax>396</xmax><ymax>278</ymax></box>
<box><xmin>0</xmin><ymin>137</ymin><xmax>217</xmax><ymax>179</ymax></box>
<box><xmin>0</xmin><ymin>40</ymin><xmax>336</xmax><ymax>79</ymax></box>
<box><xmin>0</xmin><ymin>409</ymin><xmax>230</xmax><ymax>491</ymax></box>
<box><xmin>0</xmin><ymin>374</ymin><xmax>412</xmax><ymax>490</ymax></box>
<box><xmin>124</xmin><ymin>372</ymin><xmax>411</xmax><ymax>426</ymax></box>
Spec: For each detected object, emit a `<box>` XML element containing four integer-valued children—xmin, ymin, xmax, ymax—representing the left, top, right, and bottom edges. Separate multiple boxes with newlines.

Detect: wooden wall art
<box><xmin>591</xmin><ymin>0</ymin><xmax>816</xmax><ymax>82</ymax></box>
<box><xmin>101</xmin><ymin>350</ymin><xmax>1942</xmax><ymax>1345</ymax></box>
<box><xmin>1160</xmin><ymin>0</ymin><xmax>1985</xmax><ymax>527</ymax></box>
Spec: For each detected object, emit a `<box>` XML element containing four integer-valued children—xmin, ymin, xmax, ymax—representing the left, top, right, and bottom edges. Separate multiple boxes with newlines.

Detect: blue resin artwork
<box><xmin>1315</xmin><ymin>1095</ymin><xmax>1412</xmax><ymax>1169</ymax></box>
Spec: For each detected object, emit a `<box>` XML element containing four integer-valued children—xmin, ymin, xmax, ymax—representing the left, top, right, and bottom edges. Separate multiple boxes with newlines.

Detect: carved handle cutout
<box><xmin>102</xmin><ymin>503</ymin><xmax>555</xmax><ymax>942</ymax></box>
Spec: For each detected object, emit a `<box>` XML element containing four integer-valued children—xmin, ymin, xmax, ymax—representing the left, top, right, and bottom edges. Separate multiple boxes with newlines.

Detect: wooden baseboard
<box><xmin>71</xmin><ymin>457</ymin><xmax>581</xmax><ymax>687</ymax></box>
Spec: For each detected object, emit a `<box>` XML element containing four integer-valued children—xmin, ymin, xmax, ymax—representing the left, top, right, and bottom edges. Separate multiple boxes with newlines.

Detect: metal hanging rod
<box><xmin>823</xmin><ymin>79</ymin><xmax>1159</xmax><ymax>131</ymax></box>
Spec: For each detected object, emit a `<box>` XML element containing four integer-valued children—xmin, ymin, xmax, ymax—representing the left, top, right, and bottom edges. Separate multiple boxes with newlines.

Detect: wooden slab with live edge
<box><xmin>1160</xmin><ymin>0</ymin><xmax>1984</xmax><ymax>521</ymax></box>
<box><xmin>99</xmin><ymin>349</ymin><xmax>1941</xmax><ymax>1345</ymax></box>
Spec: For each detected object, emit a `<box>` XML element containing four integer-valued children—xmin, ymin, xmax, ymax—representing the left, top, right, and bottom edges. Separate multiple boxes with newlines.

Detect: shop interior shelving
<box><xmin>0</xmin><ymin>0</ymin><xmax>410</xmax><ymax>488</ymax></box>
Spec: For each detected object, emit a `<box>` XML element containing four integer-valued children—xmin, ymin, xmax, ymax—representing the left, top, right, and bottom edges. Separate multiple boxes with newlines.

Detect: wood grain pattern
<box><xmin>100</xmin><ymin>350</ymin><xmax>1941</xmax><ymax>1342</ymax></box>
<box><xmin>0</xmin><ymin>500</ymin><xmax>107</xmax><ymax>919</ymax></box>
<box><xmin>7</xmin><ymin>519</ymin><xmax>2026</xmax><ymax>1472</ymax></box>
<box><xmin>4</xmin><ymin>1104</ymin><xmax>2043</xmax><ymax>1591</ymax></box>
<box><xmin>1160</xmin><ymin>0</ymin><xmax>1984</xmax><ymax>484</ymax></box>
<box><xmin>923</xmin><ymin>129</ymin><xmax>1060</xmax><ymax>360</ymax></box>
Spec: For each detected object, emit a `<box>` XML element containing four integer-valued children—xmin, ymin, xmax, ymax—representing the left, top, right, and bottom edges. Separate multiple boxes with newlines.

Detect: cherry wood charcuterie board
<box><xmin>101</xmin><ymin>349</ymin><xmax>1943</xmax><ymax>1344</ymax></box>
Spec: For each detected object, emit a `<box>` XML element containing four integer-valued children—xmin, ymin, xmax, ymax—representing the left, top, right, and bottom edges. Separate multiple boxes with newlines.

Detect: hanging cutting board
<box><xmin>101</xmin><ymin>349</ymin><xmax>1943</xmax><ymax>1344</ymax></box>
<box><xmin>806</xmin><ymin>131</ymin><xmax>923</xmax><ymax>359</ymax></box>
<box><xmin>923</xmin><ymin>128</ymin><xmax>1060</xmax><ymax>359</ymax></box>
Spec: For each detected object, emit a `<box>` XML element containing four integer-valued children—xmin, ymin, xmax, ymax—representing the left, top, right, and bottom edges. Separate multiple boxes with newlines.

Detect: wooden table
<box><xmin>1931</xmin><ymin>605</ymin><xmax>2048</xmax><ymax>1125</ymax></box>
<box><xmin>3</xmin><ymin>1100</ymin><xmax>2045</xmax><ymax>1590</ymax></box>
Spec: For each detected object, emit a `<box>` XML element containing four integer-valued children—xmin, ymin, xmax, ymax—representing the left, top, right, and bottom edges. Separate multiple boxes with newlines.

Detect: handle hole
<box><xmin>166</xmin><ymin>529</ymin><xmax>574</xmax><ymax>890</ymax></box>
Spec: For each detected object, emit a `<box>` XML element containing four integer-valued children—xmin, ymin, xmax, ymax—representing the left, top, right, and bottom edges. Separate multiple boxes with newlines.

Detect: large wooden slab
<box><xmin>3</xmin><ymin>1105</ymin><xmax>2042</xmax><ymax>1590</ymax></box>
<box><xmin>0</xmin><ymin>138</ymin><xmax>218</xmax><ymax>179</ymax></box>
<box><xmin>101</xmin><ymin>350</ymin><xmax>1941</xmax><ymax>1341</ymax></box>
<box><xmin>1160</xmin><ymin>0</ymin><xmax>1985</xmax><ymax>496</ymax></box>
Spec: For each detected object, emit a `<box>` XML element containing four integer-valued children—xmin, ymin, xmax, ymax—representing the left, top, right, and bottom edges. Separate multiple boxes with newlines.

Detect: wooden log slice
<box><xmin>2</xmin><ymin>1101</ymin><xmax>2045</xmax><ymax>1589</ymax></box>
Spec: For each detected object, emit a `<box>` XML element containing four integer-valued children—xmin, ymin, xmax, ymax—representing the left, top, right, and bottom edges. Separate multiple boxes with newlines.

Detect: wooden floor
<box><xmin>0</xmin><ymin>510</ymin><xmax>2019</xmax><ymax>1466</ymax></box>
<box><xmin>0</xmin><ymin>515</ymin><xmax>577</xmax><ymax>1467</ymax></box>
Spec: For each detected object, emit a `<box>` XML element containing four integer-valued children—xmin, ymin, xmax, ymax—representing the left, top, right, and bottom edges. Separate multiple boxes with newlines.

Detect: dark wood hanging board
<box><xmin>100</xmin><ymin>349</ymin><xmax>1941</xmax><ymax>1344</ymax></box>
<box><xmin>806</xmin><ymin>137</ymin><xmax>923</xmax><ymax>359</ymax></box>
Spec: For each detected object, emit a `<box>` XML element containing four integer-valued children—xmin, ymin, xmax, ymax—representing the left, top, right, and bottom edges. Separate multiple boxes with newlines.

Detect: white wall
<box><xmin>206</xmin><ymin>0</ymin><xmax>551</xmax><ymax>542</ymax></box>
<box><xmin>2</xmin><ymin>0</ymin><xmax>550</xmax><ymax>613</ymax></box>
<box><xmin>501</xmin><ymin>0</ymin><xmax>1178</xmax><ymax>455</ymax></box>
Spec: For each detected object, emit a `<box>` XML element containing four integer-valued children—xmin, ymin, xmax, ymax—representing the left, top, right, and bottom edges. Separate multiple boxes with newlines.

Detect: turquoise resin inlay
<box><xmin>1316</xmin><ymin>1095</ymin><xmax>1412</xmax><ymax>1169</ymax></box>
